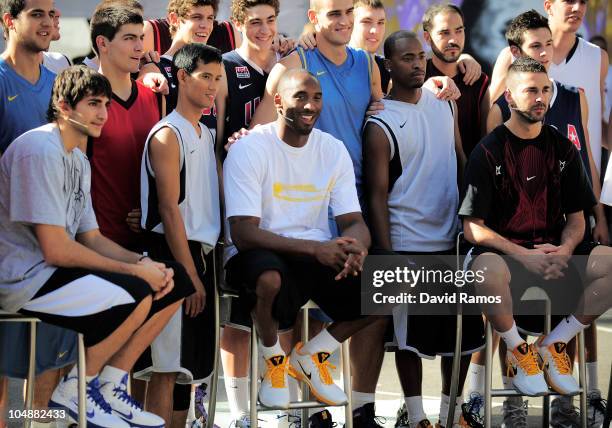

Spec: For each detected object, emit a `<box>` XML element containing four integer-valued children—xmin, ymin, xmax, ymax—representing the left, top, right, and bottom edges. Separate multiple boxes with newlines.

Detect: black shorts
<box><xmin>134</xmin><ymin>235</ymin><xmax>216</xmax><ymax>383</ymax></box>
<box><xmin>465</xmin><ymin>241</ymin><xmax>597</xmax><ymax>335</ymax></box>
<box><xmin>385</xmin><ymin>249</ymin><xmax>485</xmax><ymax>358</ymax></box>
<box><xmin>225</xmin><ymin>249</ymin><xmax>363</xmax><ymax>330</ymax></box>
<box><xmin>19</xmin><ymin>261</ymin><xmax>193</xmax><ymax>347</ymax></box>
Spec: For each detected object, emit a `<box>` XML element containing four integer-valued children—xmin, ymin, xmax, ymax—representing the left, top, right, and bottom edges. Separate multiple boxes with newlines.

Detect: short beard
<box><xmin>514</xmin><ymin>107</ymin><xmax>544</xmax><ymax>124</ymax></box>
<box><xmin>431</xmin><ymin>43</ymin><xmax>462</xmax><ymax>64</ymax></box>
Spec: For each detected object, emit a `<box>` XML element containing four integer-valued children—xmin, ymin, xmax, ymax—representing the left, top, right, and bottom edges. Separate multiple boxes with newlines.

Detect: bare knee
<box><xmin>472</xmin><ymin>253</ymin><xmax>511</xmax><ymax>292</ymax></box>
<box><xmin>255</xmin><ymin>270</ymin><xmax>282</xmax><ymax>302</ymax></box>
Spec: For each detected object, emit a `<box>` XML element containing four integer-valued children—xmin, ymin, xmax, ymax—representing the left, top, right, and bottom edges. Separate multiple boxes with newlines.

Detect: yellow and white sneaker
<box><xmin>259</xmin><ymin>354</ymin><xmax>290</xmax><ymax>409</ymax></box>
<box><xmin>536</xmin><ymin>341</ymin><xmax>580</xmax><ymax>395</ymax></box>
<box><xmin>289</xmin><ymin>342</ymin><xmax>347</xmax><ymax>405</ymax></box>
<box><xmin>506</xmin><ymin>342</ymin><xmax>548</xmax><ymax>396</ymax></box>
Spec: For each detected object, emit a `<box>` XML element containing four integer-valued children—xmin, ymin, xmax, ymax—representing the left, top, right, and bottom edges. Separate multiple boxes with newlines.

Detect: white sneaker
<box><xmin>259</xmin><ymin>354</ymin><xmax>291</xmax><ymax>409</ymax></box>
<box><xmin>48</xmin><ymin>374</ymin><xmax>130</xmax><ymax>428</ymax></box>
<box><xmin>506</xmin><ymin>342</ymin><xmax>548</xmax><ymax>396</ymax></box>
<box><xmin>288</xmin><ymin>342</ymin><xmax>347</xmax><ymax>406</ymax></box>
<box><xmin>536</xmin><ymin>341</ymin><xmax>580</xmax><ymax>395</ymax></box>
<box><xmin>99</xmin><ymin>373</ymin><xmax>164</xmax><ymax>427</ymax></box>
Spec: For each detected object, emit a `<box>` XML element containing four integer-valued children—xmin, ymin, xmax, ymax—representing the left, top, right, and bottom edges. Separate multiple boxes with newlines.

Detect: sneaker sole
<box><xmin>543</xmin><ymin>371</ymin><xmax>580</xmax><ymax>396</ymax></box>
<box><xmin>289</xmin><ymin>367</ymin><xmax>347</xmax><ymax>406</ymax></box>
<box><xmin>511</xmin><ymin>382</ymin><xmax>549</xmax><ymax>397</ymax></box>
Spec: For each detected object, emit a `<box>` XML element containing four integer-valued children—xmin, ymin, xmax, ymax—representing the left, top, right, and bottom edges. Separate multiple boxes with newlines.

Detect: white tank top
<box><xmin>140</xmin><ymin>110</ymin><xmax>221</xmax><ymax>247</ymax></box>
<box><xmin>549</xmin><ymin>37</ymin><xmax>602</xmax><ymax>172</ymax></box>
<box><xmin>365</xmin><ymin>92</ymin><xmax>459</xmax><ymax>252</ymax></box>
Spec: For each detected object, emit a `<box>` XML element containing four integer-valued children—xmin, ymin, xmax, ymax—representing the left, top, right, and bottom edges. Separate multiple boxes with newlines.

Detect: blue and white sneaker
<box><xmin>99</xmin><ymin>373</ymin><xmax>164</xmax><ymax>427</ymax></box>
<box><xmin>49</xmin><ymin>374</ymin><xmax>129</xmax><ymax>428</ymax></box>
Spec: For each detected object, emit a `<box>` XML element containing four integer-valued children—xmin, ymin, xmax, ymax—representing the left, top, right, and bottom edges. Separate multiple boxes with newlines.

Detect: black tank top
<box><xmin>222</xmin><ymin>50</ymin><xmax>269</xmax><ymax>141</ymax></box>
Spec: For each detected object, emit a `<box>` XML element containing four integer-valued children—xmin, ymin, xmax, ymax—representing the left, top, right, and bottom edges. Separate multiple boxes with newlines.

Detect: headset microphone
<box><xmin>66</xmin><ymin>111</ymin><xmax>90</xmax><ymax>132</ymax></box>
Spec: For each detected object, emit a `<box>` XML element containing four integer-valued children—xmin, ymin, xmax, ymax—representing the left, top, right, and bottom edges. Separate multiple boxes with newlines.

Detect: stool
<box><xmin>249</xmin><ymin>300</ymin><xmax>353</xmax><ymax>428</ymax></box>
<box><xmin>483</xmin><ymin>296</ymin><xmax>588</xmax><ymax>428</ymax></box>
<box><xmin>0</xmin><ymin>312</ymin><xmax>87</xmax><ymax>428</ymax></box>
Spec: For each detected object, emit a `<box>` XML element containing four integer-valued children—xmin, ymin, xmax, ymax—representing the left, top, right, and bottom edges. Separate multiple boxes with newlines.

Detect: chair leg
<box><xmin>206</xmin><ymin>284</ymin><xmax>221</xmax><ymax>428</ymax></box>
<box><xmin>484</xmin><ymin>322</ymin><xmax>493</xmax><ymax>428</ymax></box>
<box><xmin>446</xmin><ymin>312</ymin><xmax>463</xmax><ymax>427</ymax></box>
<box><xmin>301</xmin><ymin>308</ymin><xmax>309</xmax><ymax>425</ymax></box>
<box><xmin>578</xmin><ymin>330</ymin><xmax>588</xmax><ymax>428</ymax></box>
<box><xmin>24</xmin><ymin>321</ymin><xmax>36</xmax><ymax>428</ymax></box>
<box><xmin>603</xmin><ymin>361</ymin><xmax>612</xmax><ymax>428</ymax></box>
<box><xmin>542</xmin><ymin>303</ymin><xmax>551</xmax><ymax>428</ymax></box>
<box><xmin>77</xmin><ymin>333</ymin><xmax>87</xmax><ymax>428</ymax></box>
<box><xmin>250</xmin><ymin>327</ymin><xmax>258</xmax><ymax>426</ymax></box>
<box><xmin>342</xmin><ymin>340</ymin><xmax>352</xmax><ymax>428</ymax></box>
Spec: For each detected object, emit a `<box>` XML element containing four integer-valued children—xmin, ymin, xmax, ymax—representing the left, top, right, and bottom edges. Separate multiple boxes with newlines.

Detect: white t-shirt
<box><xmin>223</xmin><ymin>122</ymin><xmax>361</xmax><ymax>263</ymax></box>
<box><xmin>42</xmin><ymin>51</ymin><xmax>71</xmax><ymax>74</ymax></box>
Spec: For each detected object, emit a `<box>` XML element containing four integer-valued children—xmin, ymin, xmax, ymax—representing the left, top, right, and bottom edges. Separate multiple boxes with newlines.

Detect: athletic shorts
<box><xmin>134</xmin><ymin>236</ymin><xmax>215</xmax><ymax>384</ymax></box>
<box><xmin>224</xmin><ymin>249</ymin><xmax>364</xmax><ymax>330</ymax></box>
<box><xmin>385</xmin><ymin>249</ymin><xmax>485</xmax><ymax>359</ymax></box>
<box><xmin>464</xmin><ymin>241</ymin><xmax>598</xmax><ymax>335</ymax></box>
<box><xmin>18</xmin><ymin>261</ymin><xmax>193</xmax><ymax>347</ymax></box>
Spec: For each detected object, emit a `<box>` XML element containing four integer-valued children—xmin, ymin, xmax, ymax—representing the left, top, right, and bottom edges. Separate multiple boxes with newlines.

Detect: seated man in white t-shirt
<box><xmin>223</xmin><ymin>68</ymin><xmax>375</xmax><ymax>408</ymax></box>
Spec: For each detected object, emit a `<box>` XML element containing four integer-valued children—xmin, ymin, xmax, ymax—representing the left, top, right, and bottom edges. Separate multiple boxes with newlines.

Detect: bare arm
<box><xmin>463</xmin><ymin>217</ymin><xmax>530</xmax><ymax>256</ymax></box>
<box><xmin>601</xmin><ymin>49</ymin><xmax>609</xmax><ymax>128</ymax></box>
<box><xmin>369</xmin><ymin>54</ymin><xmax>384</xmax><ymax>101</ymax></box>
<box><xmin>486</xmin><ymin>103</ymin><xmax>503</xmax><ymax>134</ymax></box>
<box><xmin>249</xmin><ymin>53</ymin><xmax>302</xmax><ymax>127</ymax></box>
<box><xmin>363</xmin><ymin>122</ymin><xmax>392</xmax><ymax>250</ymax></box>
<box><xmin>148</xmin><ymin>127</ymin><xmax>204</xmax><ymax>315</ymax></box>
<box><xmin>560</xmin><ymin>211</ymin><xmax>586</xmax><ymax>253</ymax></box>
<box><xmin>579</xmin><ymin>90</ymin><xmax>609</xmax><ymax>244</ymax></box>
<box><xmin>453</xmin><ymin>100</ymin><xmax>466</xmax><ymax>186</ymax></box>
<box><xmin>488</xmin><ymin>47</ymin><xmax>512</xmax><ymax>106</ymax></box>
<box><xmin>479</xmin><ymin>83</ymin><xmax>491</xmax><ymax>137</ymax></box>
<box><xmin>215</xmin><ymin>67</ymin><xmax>229</xmax><ymax>154</ymax></box>
<box><xmin>36</xmin><ymin>225</ymin><xmax>168</xmax><ymax>292</ymax></box>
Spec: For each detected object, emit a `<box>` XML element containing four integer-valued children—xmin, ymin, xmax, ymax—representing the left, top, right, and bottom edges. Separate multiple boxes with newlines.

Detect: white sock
<box><xmin>224</xmin><ymin>376</ymin><xmax>249</xmax><ymax>420</ymax></box>
<box><xmin>467</xmin><ymin>363</ymin><xmax>485</xmax><ymax>396</ymax></box>
<box><xmin>352</xmin><ymin>391</ymin><xmax>375</xmax><ymax>410</ymax></box>
<box><xmin>99</xmin><ymin>366</ymin><xmax>128</xmax><ymax>385</ymax></box>
<box><xmin>542</xmin><ymin>316</ymin><xmax>588</xmax><ymax>346</ymax></box>
<box><xmin>67</xmin><ymin>366</ymin><xmax>96</xmax><ymax>384</ymax></box>
<box><xmin>405</xmin><ymin>396</ymin><xmax>426</xmax><ymax>426</ymax></box>
<box><xmin>438</xmin><ymin>393</ymin><xmax>462</xmax><ymax>427</ymax></box>
<box><xmin>301</xmin><ymin>329</ymin><xmax>341</xmax><ymax>355</ymax></box>
<box><xmin>497</xmin><ymin>322</ymin><xmax>525</xmax><ymax>350</ymax></box>
<box><xmin>502</xmin><ymin>375</ymin><xmax>513</xmax><ymax>391</ymax></box>
<box><xmin>260</xmin><ymin>338</ymin><xmax>284</xmax><ymax>360</ymax></box>
<box><xmin>587</xmin><ymin>362</ymin><xmax>599</xmax><ymax>392</ymax></box>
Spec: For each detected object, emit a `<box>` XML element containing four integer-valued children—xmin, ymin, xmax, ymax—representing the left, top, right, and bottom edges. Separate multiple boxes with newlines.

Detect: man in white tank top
<box><xmin>363</xmin><ymin>31</ymin><xmax>479</xmax><ymax>428</ymax></box>
<box><xmin>137</xmin><ymin>44</ymin><xmax>222</xmax><ymax>427</ymax></box>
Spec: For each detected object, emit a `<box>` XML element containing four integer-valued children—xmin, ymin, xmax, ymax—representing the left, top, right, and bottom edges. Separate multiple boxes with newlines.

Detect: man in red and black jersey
<box><xmin>423</xmin><ymin>4</ymin><xmax>490</xmax><ymax>156</ymax></box>
<box><xmin>460</xmin><ymin>57</ymin><xmax>612</xmax><ymax>403</ymax></box>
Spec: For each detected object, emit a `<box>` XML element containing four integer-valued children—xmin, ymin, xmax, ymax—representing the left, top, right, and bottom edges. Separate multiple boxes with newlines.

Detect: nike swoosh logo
<box><xmin>527</xmin><ymin>176</ymin><xmax>536</xmax><ymax>181</ymax></box>
<box><xmin>298</xmin><ymin>361</ymin><xmax>312</xmax><ymax>380</ymax></box>
<box><xmin>316</xmin><ymin>71</ymin><xmax>326</xmax><ymax>76</ymax></box>
<box><xmin>400</xmin><ymin>121</ymin><xmax>407</xmax><ymax>128</ymax></box>
<box><xmin>8</xmin><ymin>95</ymin><xmax>18</xmax><ymax>101</ymax></box>
<box><xmin>190</xmin><ymin>149</ymin><xmax>196</xmax><ymax>154</ymax></box>
<box><xmin>114</xmin><ymin>409</ymin><xmax>134</xmax><ymax>420</ymax></box>
<box><xmin>239</xmin><ymin>83</ymin><xmax>252</xmax><ymax>90</ymax></box>
<box><xmin>58</xmin><ymin>351</ymin><xmax>68</xmax><ymax>359</ymax></box>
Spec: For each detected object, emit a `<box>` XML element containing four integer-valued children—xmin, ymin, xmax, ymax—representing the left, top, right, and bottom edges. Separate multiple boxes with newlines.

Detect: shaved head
<box><xmin>383</xmin><ymin>30</ymin><xmax>419</xmax><ymax>59</ymax></box>
<box><xmin>277</xmin><ymin>68</ymin><xmax>320</xmax><ymax>96</ymax></box>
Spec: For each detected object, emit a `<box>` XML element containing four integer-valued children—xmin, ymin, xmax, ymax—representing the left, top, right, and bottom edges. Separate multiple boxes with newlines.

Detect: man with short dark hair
<box><xmin>0</xmin><ymin>65</ymin><xmax>193</xmax><ymax>428</ymax></box>
<box><xmin>461</xmin><ymin>57</ymin><xmax>612</xmax><ymax>416</ymax></box>
<box><xmin>138</xmin><ymin>43</ymin><xmax>223</xmax><ymax>428</ymax></box>
<box><xmin>422</xmin><ymin>3</ymin><xmax>490</xmax><ymax>157</ymax></box>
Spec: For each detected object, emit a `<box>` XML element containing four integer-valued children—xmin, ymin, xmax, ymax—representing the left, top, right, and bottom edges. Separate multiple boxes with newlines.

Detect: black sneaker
<box><xmin>353</xmin><ymin>403</ymin><xmax>386</xmax><ymax>428</ymax></box>
<box><xmin>461</xmin><ymin>392</ymin><xmax>485</xmax><ymax>428</ymax></box>
<box><xmin>394</xmin><ymin>403</ymin><xmax>410</xmax><ymax>428</ymax></box>
<box><xmin>309</xmin><ymin>410</ymin><xmax>335</xmax><ymax>428</ymax></box>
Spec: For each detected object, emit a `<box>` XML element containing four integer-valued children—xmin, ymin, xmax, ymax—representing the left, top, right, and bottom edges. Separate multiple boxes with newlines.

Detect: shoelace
<box><xmin>588</xmin><ymin>394</ymin><xmax>607</xmax><ymax>422</ymax></box>
<box><xmin>461</xmin><ymin>393</ymin><xmax>484</xmax><ymax>428</ymax></box>
<box><xmin>287</xmin><ymin>414</ymin><xmax>302</xmax><ymax>428</ymax></box>
<box><xmin>311</xmin><ymin>355</ymin><xmax>335</xmax><ymax>385</ymax></box>
<box><xmin>504</xmin><ymin>400</ymin><xmax>528</xmax><ymax>428</ymax></box>
<box><xmin>548</xmin><ymin>346</ymin><xmax>572</xmax><ymax>375</ymax></box>
<box><xmin>113</xmin><ymin>386</ymin><xmax>143</xmax><ymax>410</ymax></box>
<box><xmin>509</xmin><ymin>345</ymin><xmax>541</xmax><ymax>376</ymax></box>
<box><xmin>87</xmin><ymin>383</ymin><xmax>112</xmax><ymax>414</ymax></box>
<box><xmin>194</xmin><ymin>386</ymin><xmax>208</xmax><ymax>418</ymax></box>
<box><xmin>370</xmin><ymin>415</ymin><xmax>387</xmax><ymax>428</ymax></box>
<box><xmin>265</xmin><ymin>357</ymin><xmax>288</xmax><ymax>388</ymax></box>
